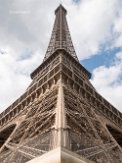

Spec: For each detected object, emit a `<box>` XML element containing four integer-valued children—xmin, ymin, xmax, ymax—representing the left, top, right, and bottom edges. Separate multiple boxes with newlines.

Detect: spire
<box><xmin>43</xmin><ymin>4</ymin><xmax>79</xmax><ymax>62</ymax></box>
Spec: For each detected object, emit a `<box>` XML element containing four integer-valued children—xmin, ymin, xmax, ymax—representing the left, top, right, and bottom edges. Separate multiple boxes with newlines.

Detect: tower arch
<box><xmin>0</xmin><ymin>124</ymin><xmax>16</xmax><ymax>148</ymax></box>
<box><xmin>106</xmin><ymin>124</ymin><xmax>122</xmax><ymax>148</ymax></box>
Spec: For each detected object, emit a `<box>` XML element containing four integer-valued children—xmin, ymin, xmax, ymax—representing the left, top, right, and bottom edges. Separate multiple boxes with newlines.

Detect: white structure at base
<box><xmin>27</xmin><ymin>147</ymin><xmax>93</xmax><ymax>163</ymax></box>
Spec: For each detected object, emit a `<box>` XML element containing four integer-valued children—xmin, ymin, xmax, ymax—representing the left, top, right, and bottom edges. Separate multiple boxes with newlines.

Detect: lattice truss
<box><xmin>43</xmin><ymin>5</ymin><xmax>79</xmax><ymax>62</ymax></box>
<box><xmin>64</xmin><ymin>87</ymin><xmax>122</xmax><ymax>163</ymax></box>
<box><xmin>0</xmin><ymin>88</ymin><xmax>58</xmax><ymax>163</ymax></box>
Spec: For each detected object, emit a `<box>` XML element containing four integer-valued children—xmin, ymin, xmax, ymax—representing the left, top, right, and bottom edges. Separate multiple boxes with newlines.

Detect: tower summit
<box><xmin>0</xmin><ymin>5</ymin><xmax>122</xmax><ymax>163</ymax></box>
<box><xmin>43</xmin><ymin>4</ymin><xmax>79</xmax><ymax>61</ymax></box>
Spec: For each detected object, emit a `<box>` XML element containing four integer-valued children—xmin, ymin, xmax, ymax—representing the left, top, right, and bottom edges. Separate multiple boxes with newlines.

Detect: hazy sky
<box><xmin>0</xmin><ymin>0</ymin><xmax>122</xmax><ymax>113</ymax></box>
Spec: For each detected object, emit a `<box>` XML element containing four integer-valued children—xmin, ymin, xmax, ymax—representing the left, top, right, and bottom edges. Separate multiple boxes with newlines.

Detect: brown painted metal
<box><xmin>0</xmin><ymin>5</ymin><xmax>122</xmax><ymax>163</ymax></box>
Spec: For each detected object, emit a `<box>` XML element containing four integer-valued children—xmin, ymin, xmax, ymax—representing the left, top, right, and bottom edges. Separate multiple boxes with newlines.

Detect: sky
<box><xmin>0</xmin><ymin>0</ymin><xmax>122</xmax><ymax>113</ymax></box>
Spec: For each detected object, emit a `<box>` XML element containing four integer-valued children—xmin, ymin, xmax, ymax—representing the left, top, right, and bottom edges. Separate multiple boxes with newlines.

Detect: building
<box><xmin>0</xmin><ymin>4</ymin><xmax>122</xmax><ymax>163</ymax></box>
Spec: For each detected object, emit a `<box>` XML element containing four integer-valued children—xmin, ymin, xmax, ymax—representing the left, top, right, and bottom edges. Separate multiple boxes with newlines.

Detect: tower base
<box><xmin>27</xmin><ymin>147</ymin><xmax>93</xmax><ymax>163</ymax></box>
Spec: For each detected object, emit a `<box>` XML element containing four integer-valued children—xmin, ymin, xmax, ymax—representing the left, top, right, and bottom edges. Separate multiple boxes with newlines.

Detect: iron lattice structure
<box><xmin>43</xmin><ymin>5</ymin><xmax>79</xmax><ymax>62</ymax></box>
<box><xmin>0</xmin><ymin>5</ymin><xmax>122</xmax><ymax>163</ymax></box>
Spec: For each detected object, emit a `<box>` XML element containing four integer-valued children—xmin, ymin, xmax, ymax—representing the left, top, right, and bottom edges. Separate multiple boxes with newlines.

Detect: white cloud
<box><xmin>113</xmin><ymin>10</ymin><xmax>122</xmax><ymax>47</ymax></box>
<box><xmin>68</xmin><ymin>0</ymin><xmax>122</xmax><ymax>59</ymax></box>
<box><xmin>0</xmin><ymin>0</ymin><xmax>122</xmax><ymax>113</ymax></box>
<box><xmin>116</xmin><ymin>52</ymin><xmax>122</xmax><ymax>60</ymax></box>
<box><xmin>0</xmin><ymin>47</ymin><xmax>42</xmax><ymax>112</ymax></box>
<box><xmin>91</xmin><ymin>52</ymin><xmax>122</xmax><ymax>112</ymax></box>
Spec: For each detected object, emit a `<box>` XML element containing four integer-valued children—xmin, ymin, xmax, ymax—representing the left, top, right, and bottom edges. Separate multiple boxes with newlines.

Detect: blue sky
<box><xmin>81</xmin><ymin>47</ymin><xmax>122</xmax><ymax>72</ymax></box>
<box><xmin>0</xmin><ymin>0</ymin><xmax>122</xmax><ymax>113</ymax></box>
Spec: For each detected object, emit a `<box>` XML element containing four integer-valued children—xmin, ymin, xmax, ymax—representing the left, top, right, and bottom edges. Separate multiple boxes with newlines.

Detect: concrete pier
<box><xmin>27</xmin><ymin>147</ymin><xmax>93</xmax><ymax>163</ymax></box>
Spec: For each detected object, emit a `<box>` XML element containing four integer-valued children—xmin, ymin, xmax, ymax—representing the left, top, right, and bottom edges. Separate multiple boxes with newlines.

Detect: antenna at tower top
<box><xmin>55</xmin><ymin>4</ymin><xmax>67</xmax><ymax>15</ymax></box>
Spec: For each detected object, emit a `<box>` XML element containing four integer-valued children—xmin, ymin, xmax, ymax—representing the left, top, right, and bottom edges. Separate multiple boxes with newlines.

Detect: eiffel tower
<box><xmin>0</xmin><ymin>4</ymin><xmax>122</xmax><ymax>163</ymax></box>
